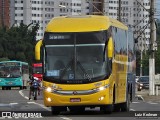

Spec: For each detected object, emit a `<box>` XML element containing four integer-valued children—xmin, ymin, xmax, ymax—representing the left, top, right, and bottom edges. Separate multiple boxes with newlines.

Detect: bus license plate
<box><xmin>70</xmin><ymin>98</ymin><xmax>81</xmax><ymax>102</ymax></box>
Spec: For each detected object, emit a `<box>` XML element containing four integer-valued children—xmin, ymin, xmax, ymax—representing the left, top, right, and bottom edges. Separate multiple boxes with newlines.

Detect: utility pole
<box><xmin>140</xmin><ymin>37</ymin><xmax>143</xmax><ymax>77</ymax></box>
<box><xmin>149</xmin><ymin>0</ymin><xmax>155</xmax><ymax>95</ymax></box>
<box><xmin>118</xmin><ymin>0</ymin><xmax>121</xmax><ymax>21</ymax></box>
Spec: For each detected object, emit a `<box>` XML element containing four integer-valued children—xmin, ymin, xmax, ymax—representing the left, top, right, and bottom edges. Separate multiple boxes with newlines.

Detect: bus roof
<box><xmin>0</xmin><ymin>61</ymin><xmax>28</xmax><ymax>65</ymax></box>
<box><xmin>45</xmin><ymin>15</ymin><xmax>128</xmax><ymax>33</ymax></box>
<box><xmin>32</xmin><ymin>63</ymin><xmax>42</xmax><ymax>67</ymax></box>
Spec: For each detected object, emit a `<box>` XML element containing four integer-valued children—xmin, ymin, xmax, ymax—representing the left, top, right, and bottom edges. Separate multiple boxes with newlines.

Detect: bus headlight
<box><xmin>95</xmin><ymin>84</ymin><xmax>109</xmax><ymax>92</ymax></box>
<box><xmin>46</xmin><ymin>87</ymin><xmax>52</xmax><ymax>92</ymax></box>
<box><xmin>47</xmin><ymin>97</ymin><xmax>52</xmax><ymax>102</ymax></box>
<box><xmin>98</xmin><ymin>86</ymin><xmax>105</xmax><ymax>91</ymax></box>
<box><xmin>140</xmin><ymin>83</ymin><xmax>143</xmax><ymax>86</ymax></box>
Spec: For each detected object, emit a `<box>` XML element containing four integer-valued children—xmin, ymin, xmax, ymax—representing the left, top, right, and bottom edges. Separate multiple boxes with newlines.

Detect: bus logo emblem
<box><xmin>73</xmin><ymin>91</ymin><xmax>78</xmax><ymax>95</ymax></box>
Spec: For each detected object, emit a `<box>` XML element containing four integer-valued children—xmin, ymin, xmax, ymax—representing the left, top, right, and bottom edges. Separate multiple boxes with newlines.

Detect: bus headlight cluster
<box><xmin>47</xmin><ymin>97</ymin><xmax>52</xmax><ymax>102</ymax></box>
<box><xmin>46</xmin><ymin>87</ymin><xmax>52</xmax><ymax>92</ymax></box>
<box><xmin>95</xmin><ymin>84</ymin><xmax>109</xmax><ymax>92</ymax></box>
<box><xmin>98</xmin><ymin>86</ymin><xmax>105</xmax><ymax>91</ymax></box>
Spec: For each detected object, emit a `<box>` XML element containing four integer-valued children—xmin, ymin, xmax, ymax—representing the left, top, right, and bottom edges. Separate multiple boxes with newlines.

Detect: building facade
<box><xmin>104</xmin><ymin>0</ymin><xmax>151</xmax><ymax>51</ymax></box>
<box><xmin>10</xmin><ymin>0</ymin><xmax>86</xmax><ymax>40</ymax></box>
<box><xmin>0</xmin><ymin>0</ymin><xmax>10</xmax><ymax>28</ymax></box>
<box><xmin>9</xmin><ymin>0</ymin><xmax>153</xmax><ymax>51</ymax></box>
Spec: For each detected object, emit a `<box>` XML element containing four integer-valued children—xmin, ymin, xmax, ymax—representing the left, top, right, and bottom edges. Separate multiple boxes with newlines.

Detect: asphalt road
<box><xmin>0</xmin><ymin>88</ymin><xmax>160</xmax><ymax>120</ymax></box>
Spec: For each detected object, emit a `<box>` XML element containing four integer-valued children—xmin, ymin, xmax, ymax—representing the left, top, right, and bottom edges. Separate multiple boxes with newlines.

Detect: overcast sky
<box><xmin>156</xmin><ymin>0</ymin><xmax>160</xmax><ymax>19</ymax></box>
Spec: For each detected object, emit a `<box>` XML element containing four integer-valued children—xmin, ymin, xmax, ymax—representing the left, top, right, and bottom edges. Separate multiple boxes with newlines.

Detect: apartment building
<box><xmin>103</xmin><ymin>0</ymin><xmax>151</xmax><ymax>51</ymax></box>
<box><xmin>10</xmin><ymin>0</ymin><xmax>87</xmax><ymax>40</ymax></box>
<box><xmin>0</xmin><ymin>0</ymin><xmax>10</xmax><ymax>28</ymax></box>
<box><xmin>9</xmin><ymin>0</ymin><xmax>153</xmax><ymax>50</ymax></box>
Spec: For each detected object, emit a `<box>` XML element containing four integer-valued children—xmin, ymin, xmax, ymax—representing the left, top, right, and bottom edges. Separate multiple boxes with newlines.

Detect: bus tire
<box><xmin>2</xmin><ymin>87</ymin><xmax>5</xmax><ymax>90</ymax></box>
<box><xmin>51</xmin><ymin>106</ymin><xmax>61</xmax><ymax>115</ymax></box>
<box><xmin>114</xmin><ymin>104</ymin><xmax>120</xmax><ymax>112</ymax></box>
<box><xmin>100</xmin><ymin>87</ymin><xmax>115</xmax><ymax>114</ymax></box>
<box><xmin>23</xmin><ymin>86</ymin><xmax>27</xmax><ymax>89</ymax></box>
<box><xmin>69</xmin><ymin>106</ymin><xmax>85</xmax><ymax>113</ymax></box>
<box><xmin>100</xmin><ymin>105</ymin><xmax>113</xmax><ymax>114</ymax></box>
<box><xmin>120</xmin><ymin>93</ymin><xmax>130</xmax><ymax>112</ymax></box>
<box><xmin>20</xmin><ymin>86</ymin><xmax>23</xmax><ymax>90</ymax></box>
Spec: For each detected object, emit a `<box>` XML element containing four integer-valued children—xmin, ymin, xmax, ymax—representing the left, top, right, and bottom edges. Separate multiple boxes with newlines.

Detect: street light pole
<box><xmin>59</xmin><ymin>5</ymin><xmax>81</xmax><ymax>16</ymax></box>
<box><xmin>140</xmin><ymin>38</ymin><xmax>143</xmax><ymax>77</ymax></box>
<box><xmin>118</xmin><ymin>0</ymin><xmax>121</xmax><ymax>21</ymax></box>
<box><xmin>149</xmin><ymin>0</ymin><xmax>155</xmax><ymax>95</ymax></box>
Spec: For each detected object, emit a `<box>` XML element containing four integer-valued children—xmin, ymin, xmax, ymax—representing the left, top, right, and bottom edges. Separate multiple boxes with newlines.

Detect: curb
<box><xmin>135</xmin><ymin>95</ymin><xmax>144</xmax><ymax>101</ymax></box>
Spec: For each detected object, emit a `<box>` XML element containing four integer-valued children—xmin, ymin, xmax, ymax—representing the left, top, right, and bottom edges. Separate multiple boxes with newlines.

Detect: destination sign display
<box><xmin>48</xmin><ymin>34</ymin><xmax>71</xmax><ymax>40</ymax></box>
<box><xmin>0</xmin><ymin>62</ymin><xmax>20</xmax><ymax>66</ymax></box>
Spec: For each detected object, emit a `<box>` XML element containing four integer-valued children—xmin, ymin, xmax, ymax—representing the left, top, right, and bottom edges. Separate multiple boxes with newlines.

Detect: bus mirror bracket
<box><xmin>107</xmin><ymin>37</ymin><xmax>114</xmax><ymax>58</ymax></box>
<box><xmin>35</xmin><ymin>40</ymin><xmax>43</xmax><ymax>60</ymax></box>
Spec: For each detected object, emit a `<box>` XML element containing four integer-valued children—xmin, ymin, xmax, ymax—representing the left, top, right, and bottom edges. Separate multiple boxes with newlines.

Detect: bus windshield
<box><xmin>0</xmin><ymin>64</ymin><xmax>21</xmax><ymax>78</ymax></box>
<box><xmin>33</xmin><ymin>67</ymin><xmax>42</xmax><ymax>74</ymax></box>
<box><xmin>44</xmin><ymin>31</ymin><xmax>108</xmax><ymax>81</ymax></box>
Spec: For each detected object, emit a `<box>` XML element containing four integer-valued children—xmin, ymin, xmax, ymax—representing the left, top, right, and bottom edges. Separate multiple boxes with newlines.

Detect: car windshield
<box><xmin>139</xmin><ymin>76</ymin><xmax>149</xmax><ymax>82</ymax></box>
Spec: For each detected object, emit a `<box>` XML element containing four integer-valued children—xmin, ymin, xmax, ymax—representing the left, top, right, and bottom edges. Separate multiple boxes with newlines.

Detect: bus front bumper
<box><xmin>43</xmin><ymin>88</ymin><xmax>112</xmax><ymax>107</ymax></box>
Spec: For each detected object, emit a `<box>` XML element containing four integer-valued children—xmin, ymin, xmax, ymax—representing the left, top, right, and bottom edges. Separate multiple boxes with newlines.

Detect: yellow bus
<box><xmin>35</xmin><ymin>15</ymin><xmax>136</xmax><ymax>114</ymax></box>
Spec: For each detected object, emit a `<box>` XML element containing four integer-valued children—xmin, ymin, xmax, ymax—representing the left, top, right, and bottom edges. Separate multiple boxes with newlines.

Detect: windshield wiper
<box><xmin>59</xmin><ymin>58</ymin><xmax>92</xmax><ymax>81</ymax></box>
<box><xmin>60</xmin><ymin>58</ymin><xmax>74</xmax><ymax>79</ymax></box>
<box><xmin>77</xmin><ymin>60</ymin><xmax>92</xmax><ymax>81</ymax></box>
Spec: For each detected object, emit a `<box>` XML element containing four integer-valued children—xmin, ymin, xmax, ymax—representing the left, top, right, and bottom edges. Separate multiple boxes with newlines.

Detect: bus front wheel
<box><xmin>69</xmin><ymin>106</ymin><xmax>85</xmax><ymax>113</ymax></box>
<box><xmin>100</xmin><ymin>104</ymin><xmax>113</xmax><ymax>114</ymax></box>
<box><xmin>120</xmin><ymin>93</ymin><xmax>130</xmax><ymax>112</ymax></box>
<box><xmin>51</xmin><ymin>106</ymin><xmax>66</xmax><ymax>115</ymax></box>
<box><xmin>2</xmin><ymin>87</ymin><xmax>5</xmax><ymax>90</ymax></box>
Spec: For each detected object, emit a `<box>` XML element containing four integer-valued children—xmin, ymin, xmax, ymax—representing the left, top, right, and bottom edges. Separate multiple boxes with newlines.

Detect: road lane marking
<box><xmin>29</xmin><ymin>102</ymin><xmax>73</xmax><ymax>120</ymax></box>
<box><xmin>27</xmin><ymin>102</ymin><xmax>50</xmax><ymax>111</ymax></box>
<box><xmin>132</xmin><ymin>102</ymin><xmax>140</xmax><ymax>104</ymax></box>
<box><xmin>27</xmin><ymin>102</ymin><xmax>35</xmax><ymax>104</ymax></box>
<box><xmin>19</xmin><ymin>90</ymin><xmax>73</xmax><ymax>120</ymax></box>
<box><xmin>60</xmin><ymin>117</ymin><xmax>72</xmax><ymax>120</ymax></box>
<box><xmin>32</xmin><ymin>102</ymin><xmax>51</xmax><ymax>111</ymax></box>
<box><xmin>10</xmin><ymin>103</ymin><xmax>18</xmax><ymax>105</ymax></box>
<box><xmin>19</xmin><ymin>90</ymin><xmax>30</xmax><ymax>100</ymax></box>
<box><xmin>147</xmin><ymin>102</ymin><xmax>158</xmax><ymax>105</ymax></box>
<box><xmin>136</xmin><ymin>95</ymin><xmax>144</xmax><ymax>101</ymax></box>
<box><xmin>130</xmin><ymin>109</ymin><xmax>136</xmax><ymax>111</ymax></box>
<box><xmin>19</xmin><ymin>90</ymin><xmax>25</xmax><ymax>97</ymax></box>
<box><xmin>0</xmin><ymin>104</ymin><xmax>10</xmax><ymax>107</ymax></box>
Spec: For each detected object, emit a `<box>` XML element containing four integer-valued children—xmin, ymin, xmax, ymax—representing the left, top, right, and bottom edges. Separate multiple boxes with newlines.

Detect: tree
<box><xmin>136</xmin><ymin>19</ymin><xmax>160</xmax><ymax>75</ymax></box>
<box><xmin>0</xmin><ymin>23</ymin><xmax>39</xmax><ymax>65</ymax></box>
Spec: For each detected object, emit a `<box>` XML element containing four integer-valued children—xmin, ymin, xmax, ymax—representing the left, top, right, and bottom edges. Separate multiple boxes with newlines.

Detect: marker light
<box><xmin>47</xmin><ymin>97</ymin><xmax>52</xmax><ymax>102</ymax></box>
<box><xmin>99</xmin><ymin>96</ymin><xmax>104</xmax><ymax>101</ymax></box>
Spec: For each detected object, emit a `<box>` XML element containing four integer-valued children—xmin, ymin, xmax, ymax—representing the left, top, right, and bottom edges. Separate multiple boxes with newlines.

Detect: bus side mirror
<box><xmin>107</xmin><ymin>37</ymin><xmax>114</xmax><ymax>58</ymax></box>
<box><xmin>35</xmin><ymin>40</ymin><xmax>43</xmax><ymax>60</ymax></box>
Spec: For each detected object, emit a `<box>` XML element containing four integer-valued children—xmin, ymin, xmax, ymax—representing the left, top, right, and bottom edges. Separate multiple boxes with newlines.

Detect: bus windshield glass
<box><xmin>33</xmin><ymin>67</ymin><xmax>42</xmax><ymax>74</ymax></box>
<box><xmin>0</xmin><ymin>63</ymin><xmax>21</xmax><ymax>78</ymax></box>
<box><xmin>44</xmin><ymin>31</ymin><xmax>108</xmax><ymax>81</ymax></box>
